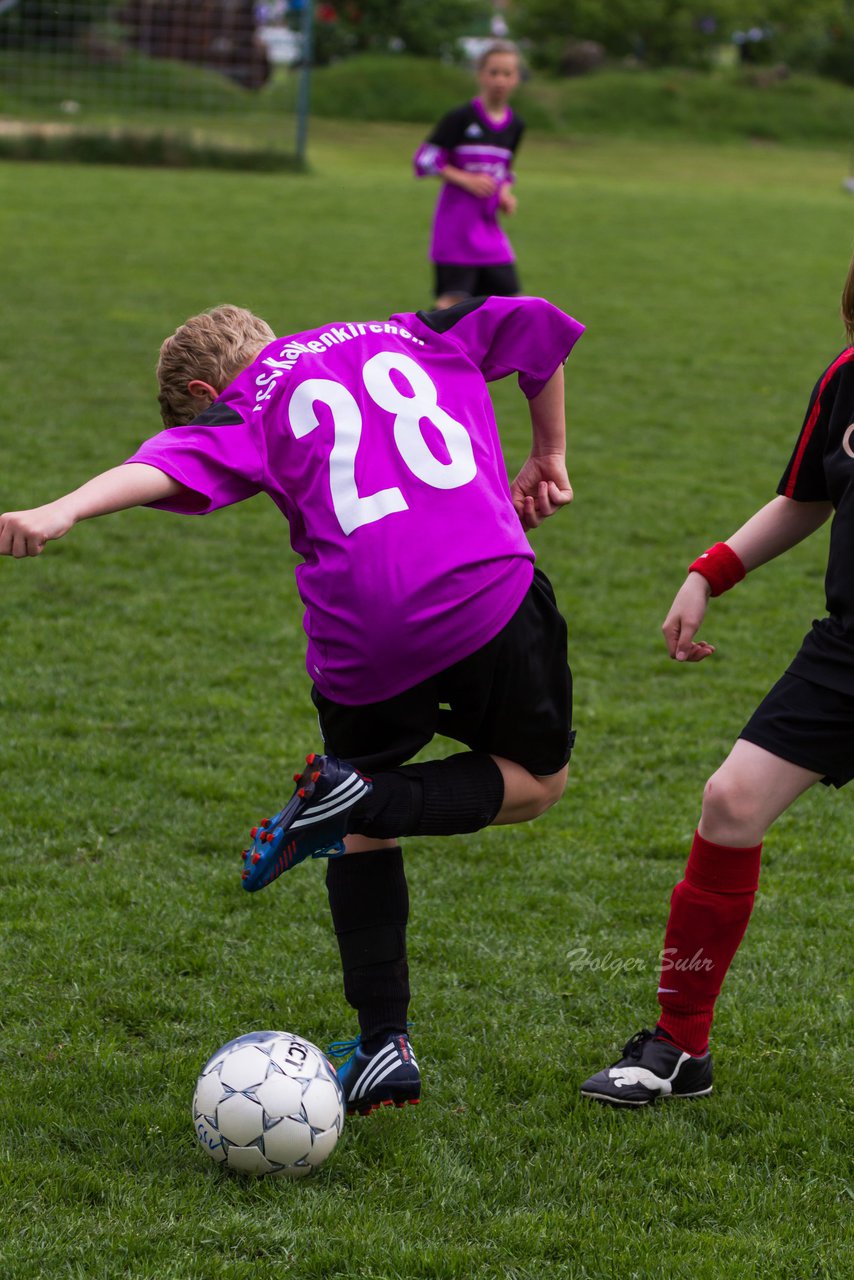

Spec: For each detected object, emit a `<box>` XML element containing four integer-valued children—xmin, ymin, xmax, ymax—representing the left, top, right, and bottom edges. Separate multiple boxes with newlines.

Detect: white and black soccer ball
<box><xmin>192</xmin><ymin>1030</ymin><xmax>345</xmax><ymax>1177</ymax></box>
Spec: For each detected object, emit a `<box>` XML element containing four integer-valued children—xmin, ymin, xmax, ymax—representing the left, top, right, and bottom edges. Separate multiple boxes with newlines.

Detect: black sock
<box><xmin>326</xmin><ymin>845</ymin><xmax>410</xmax><ymax>1051</ymax></box>
<box><xmin>348</xmin><ymin>752</ymin><xmax>504</xmax><ymax>839</ymax></box>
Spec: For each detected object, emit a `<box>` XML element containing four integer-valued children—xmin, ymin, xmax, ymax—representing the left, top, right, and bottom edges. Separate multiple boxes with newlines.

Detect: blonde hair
<box><xmin>475</xmin><ymin>40</ymin><xmax>520</xmax><ymax>72</ymax></box>
<box><xmin>156</xmin><ymin>304</ymin><xmax>276</xmax><ymax>426</ymax></box>
<box><xmin>842</xmin><ymin>253</ymin><xmax>854</xmax><ymax>346</ymax></box>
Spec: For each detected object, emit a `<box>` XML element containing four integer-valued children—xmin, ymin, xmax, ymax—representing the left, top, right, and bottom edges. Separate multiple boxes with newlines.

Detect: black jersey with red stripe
<box><xmin>777</xmin><ymin>347</ymin><xmax>854</xmax><ymax>693</ymax></box>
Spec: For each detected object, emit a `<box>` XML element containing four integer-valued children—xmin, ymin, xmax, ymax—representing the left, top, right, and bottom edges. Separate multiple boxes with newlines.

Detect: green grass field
<box><xmin>0</xmin><ymin>124</ymin><xmax>852</xmax><ymax>1278</ymax></box>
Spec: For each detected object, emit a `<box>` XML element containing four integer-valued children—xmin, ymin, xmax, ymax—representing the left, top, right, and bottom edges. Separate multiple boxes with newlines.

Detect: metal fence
<box><xmin>0</xmin><ymin>1</ymin><xmax>311</xmax><ymax>162</ymax></box>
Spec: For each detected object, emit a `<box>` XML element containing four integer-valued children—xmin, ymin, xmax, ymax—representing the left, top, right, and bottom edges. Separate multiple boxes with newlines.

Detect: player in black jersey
<box><xmin>413</xmin><ymin>41</ymin><xmax>525</xmax><ymax>309</ymax></box>
<box><xmin>581</xmin><ymin>253</ymin><xmax>854</xmax><ymax>1106</ymax></box>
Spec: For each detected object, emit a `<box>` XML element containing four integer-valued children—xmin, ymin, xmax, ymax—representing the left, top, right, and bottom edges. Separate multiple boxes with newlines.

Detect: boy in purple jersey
<box><xmin>581</xmin><ymin>253</ymin><xmax>854</xmax><ymax>1107</ymax></box>
<box><xmin>1</xmin><ymin>294</ymin><xmax>584</xmax><ymax>1115</ymax></box>
<box><xmin>414</xmin><ymin>41</ymin><xmax>525</xmax><ymax>309</ymax></box>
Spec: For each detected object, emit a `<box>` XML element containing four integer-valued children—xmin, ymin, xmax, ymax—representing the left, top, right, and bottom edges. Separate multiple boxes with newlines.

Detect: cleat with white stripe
<box><xmin>580</xmin><ymin>1028</ymin><xmax>713</xmax><ymax>1107</ymax></box>
<box><xmin>328</xmin><ymin>1033</ymin><xmax>421</xmax><ymax>1116</ymax></box>
<box><xmin>241</xmin><ymin>753</ymin><xmax>372</xmax><ymax>892</ymax></box>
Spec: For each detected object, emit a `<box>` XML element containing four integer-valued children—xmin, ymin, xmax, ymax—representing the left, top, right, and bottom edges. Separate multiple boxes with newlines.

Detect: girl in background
<box><xmin>414</xmin><ymin>41</ymin><xmax>525</xmax><ymax>308</ymax></box>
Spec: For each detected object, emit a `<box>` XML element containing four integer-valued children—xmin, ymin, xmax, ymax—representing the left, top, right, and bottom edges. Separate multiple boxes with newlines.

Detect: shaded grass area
<box><xmin>0</xmin><ymin>128</ymin><xmax>852</xmax><ymax>1276</ymax></box>
<box><xmin>0</xmin><ymin>119</ymin><xmax>302</xmax><ymax>169</ymax></box>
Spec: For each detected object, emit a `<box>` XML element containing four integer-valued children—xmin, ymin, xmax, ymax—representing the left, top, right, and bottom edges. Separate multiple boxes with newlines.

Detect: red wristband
<box><xmin>688</xmin><ymin>542</ymin><xmax>746</xmax><ymax>597</ymax></box>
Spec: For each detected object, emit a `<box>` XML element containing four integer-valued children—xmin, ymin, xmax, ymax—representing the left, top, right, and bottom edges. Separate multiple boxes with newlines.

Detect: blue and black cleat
<box><xmin>328</xmin><ymin>1033</ymin><xmax>421</xmax><ymax>1116</ymax></box>
<box><xmin>241</xmin><ymin>753</ymin><xmax>372</xmax><ymax>892</ymax></box>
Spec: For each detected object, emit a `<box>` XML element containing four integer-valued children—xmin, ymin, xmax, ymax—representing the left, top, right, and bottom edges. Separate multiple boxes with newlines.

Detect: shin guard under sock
<box><xmin>347</xmin><ymin>752</ymin><xmax>505</xmax><ymax>839</ymax></box>
<box><xmin>656</xmin><ymin>829</ymin><xmax>762</xmax><ymax>1056</ymax></box>
<box><xmin>326</xmin><ymin>845</ymin><xmax>410</xmax><ymax>1050</ymax></box>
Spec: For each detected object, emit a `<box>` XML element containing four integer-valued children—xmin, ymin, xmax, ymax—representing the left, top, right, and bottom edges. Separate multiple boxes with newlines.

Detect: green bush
<box><xmin>3</xmin><ymin>45</ymin><xmax>854</xmax><ymax>153</ymax></box>
<box><xmin>289</xmin><ymin>53</ymin><xmax>475</xmax><ymax>123</ymax></box>
<box><xmin>819</xmin><ymin>25</ymin><xmax>854</xmax><ymax>85</ymax></box>
<box><xmin>285</xmin><ymin>56</ymin><xmax>854</xmax><ymax>146</ymax></box>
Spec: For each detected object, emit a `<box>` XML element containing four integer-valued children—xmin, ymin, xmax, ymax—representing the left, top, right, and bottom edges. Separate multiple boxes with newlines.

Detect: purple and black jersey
<box><xmin>125</xmin><ymin>296</ymin><xmax>584</xmax><ymax>705</ymax></box>
<box><xmin>777</xmin><ymin>347</ymin><xmax>854</xmax><ymax>694</ymax></box>
<box><xmin>413</xmin><ymin>98</ymin><xmax>525</xmax><ymax>266</ymax></box>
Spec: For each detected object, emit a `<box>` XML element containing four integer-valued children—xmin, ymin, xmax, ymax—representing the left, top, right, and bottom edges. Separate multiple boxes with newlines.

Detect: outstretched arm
<box><xmin>510</xmin><ymin>365</ymin><xmax>573</xmax><ymax>531</ymax></box>
<box><xmin>663</xmin><ymin>495</ymin><xmax>832</xmax><ymax>661</ymax></box>
<box><xmin>0</xmin><ymin>463</ymin><xmax>187</xmax><ymax>557</ymax></box>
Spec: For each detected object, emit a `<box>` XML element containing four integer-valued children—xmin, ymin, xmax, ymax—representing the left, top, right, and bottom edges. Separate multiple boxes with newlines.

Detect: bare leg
<box><xmin>345</xmin><ymin>833</ymin><xmax>397</xmax><ymax>853</ymax></box>
<box><xmin>648</xmin><ymin>740</ymin><xmax>823</xmax><ymax>1058</ymax></box>
<box><xmin>492</xmin><ymin>755</ymin><xmax>568</xmax><ymax>824</ymax></box>
<box><xmin>345</xmin><ymin>754</ymin><xmax>567</xmax><ymax>850</ymax></box>
<box><xmin>434</xmin><ymin>292</ymin><xmax>469</xmax><ymax>310</ymax></box>
<box><xmin>699</xmin><ymin>739</ymin><xmax>822</xmax><ymax>847</ymax></box>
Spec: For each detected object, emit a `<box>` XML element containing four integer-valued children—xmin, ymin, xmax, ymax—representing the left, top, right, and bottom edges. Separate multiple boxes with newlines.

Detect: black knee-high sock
<box><xmin>326</xmin><ymin>845</ymin><xmax>410</xmax><ymax>1053</ymax></box>
<box><xmin>348</xmin><ymin>752</ymin><xmax>504</xmax><ymax>840</ymax></box>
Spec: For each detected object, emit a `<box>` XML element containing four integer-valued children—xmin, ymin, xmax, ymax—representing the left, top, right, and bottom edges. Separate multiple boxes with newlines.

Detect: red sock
<box><xmin>656</xmin><ymin>830</ymin><xmax>762</xmax><ymax>1057</ymax></box>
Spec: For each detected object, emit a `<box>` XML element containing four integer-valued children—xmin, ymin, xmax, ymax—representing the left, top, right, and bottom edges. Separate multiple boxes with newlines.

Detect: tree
<box><xmin>316</xmin><ymin>0</ymin><xmax>491</xmax><ymax>59</ymax></box>
<box><xmin>513</xmin><ymin>1</ymin><xmax>746</xmax><ymax>69</ymax></box>
<box><xmin>511</xmin><ymin>0</ymin><xmax>851</xmax><ymax>72</ymax></box>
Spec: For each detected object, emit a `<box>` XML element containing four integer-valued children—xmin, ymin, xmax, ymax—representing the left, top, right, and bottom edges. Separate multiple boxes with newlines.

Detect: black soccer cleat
<box><xmin>328</xmin><ymin>1033</ymin><xmax>421</xmax><ymax>1117</ymax></box>
<box><xmin>580</xmin><ymin>1028</ymin><xmax>713</xmax><ymax>1107</ymax></box>
<box><xmin>241</xmin><ymin>753</ymin><xmax>372</xmax><ymax>892</ymax></box>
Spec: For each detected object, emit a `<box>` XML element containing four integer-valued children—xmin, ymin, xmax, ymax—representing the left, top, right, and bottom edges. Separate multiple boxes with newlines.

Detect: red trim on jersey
<box><xmin>784</xmin><ymin>348</ymin><xmax>854</xmax><ymax>497</ymax></box>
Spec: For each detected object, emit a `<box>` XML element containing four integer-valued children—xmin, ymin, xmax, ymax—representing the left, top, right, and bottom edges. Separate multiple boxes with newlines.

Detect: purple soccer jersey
<box><xmin>414</xmin><ymin>99</ymin><xmax>524</xmax><ymax>266</ymax></box>
<box><xmin>126</xmin><ymin>296</ymin><xmax>584</xmax><ymax>704</ymax></box>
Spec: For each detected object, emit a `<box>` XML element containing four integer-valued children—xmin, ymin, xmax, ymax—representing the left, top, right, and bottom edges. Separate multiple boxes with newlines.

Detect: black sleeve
<box><xmin>426</xmin><ymin>105</ymin><xmax>470</xmax><ymax>150</ymax></box>
<box><xmin>778</xmin><ymin>366</ymin><xmax>838</xmax><ymax>501</ymax></box>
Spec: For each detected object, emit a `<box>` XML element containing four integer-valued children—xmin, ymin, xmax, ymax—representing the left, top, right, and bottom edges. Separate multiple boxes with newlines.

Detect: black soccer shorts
<box><xmin>312</xmin><ymin>568</ymin><xmax>574</xmax><ymax>778</ymax></box>
<box><xmin>739</xmin><ymin>670</ymin><xmax>854</xmax><ymax>788</ymax></box>
<box><xmin>434</xmin><ymin>261</ymin><xmax>521</xmax><ymax>300</ymax></box>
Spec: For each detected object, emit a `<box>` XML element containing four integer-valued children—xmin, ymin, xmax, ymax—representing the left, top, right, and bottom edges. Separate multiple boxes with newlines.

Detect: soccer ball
<box><xmin>192</xmin><ymin>1030</ymin><xmax>345</xmax><ymax>1177</ymax></box>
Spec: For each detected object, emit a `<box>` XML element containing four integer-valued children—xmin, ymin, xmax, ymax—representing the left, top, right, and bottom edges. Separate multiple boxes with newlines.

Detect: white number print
<box><xmin>288</xmin><ymin>351</ymin><xmax>477</xmax><ymax>535</ymax></box>
<box><xmin>362</xmin><ymin>351</ymin><xmax>477</xmax><ymax>491</ymax></box>
<box><xmin>289</xmin><ymin>377</ymin><xmax>407</xmax><ymax>536</ymax></box>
